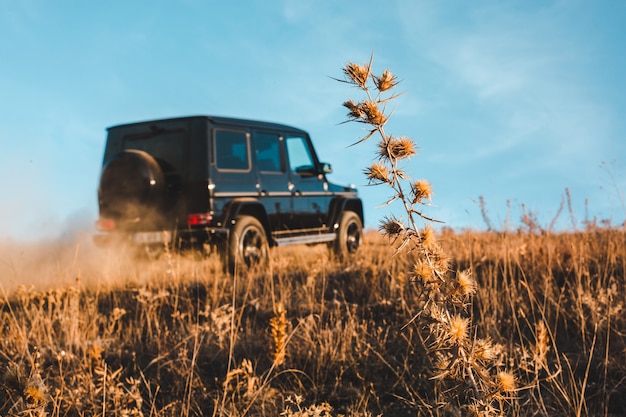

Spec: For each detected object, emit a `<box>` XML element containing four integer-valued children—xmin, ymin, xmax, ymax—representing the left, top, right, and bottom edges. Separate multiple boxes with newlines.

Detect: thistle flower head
<box><xmin>379</xmin><ymin>136</ymin><xmax>416</xmax><ymax>160</ymax></box>
<box><xmin>456</xmin><ymin>269</ymin><xmax>476</xmax><ymax>297</ymax></box>
<box><xmin>473</xmin><ymin>338</ymin><xmax>496</xmax><ymax>362</ymax></box>
<box><xmin>343</xmin><ymin>62</ymin><xmax>370</xmax><ymax>89</ymax></box>
<box><xmin>412</xmin><ymin>180</ymin><xmax>433</xmax><ymax>203</ymax></box>
<box><xmin>420</xmin><ymin>226</ymin><xmax>437</xmax><ymax>249</ymax></box>
<box><xmin>447</xmin><ymin>315</ymin><xmax>469</xmax><ymax>344</ymax></box>
<box><xmin>428</xmin><ymin>244</ymin><xmax>451</xmax><ymax>277</ymax></box>
<box><xmin>412</xmin><ymin>259</ymin><xmax>435</xmax><ymax>283</ymax></box>
<box><xmin>24</xmin><ymin>384</ymin><xmax>47</xmax><ymax>406</ymax></box>
<box><xmin>23</xmin><ymin>373</ymin><xmax>48</xmax><ymax>407</ymax></box>
<box><xmin>374</xmin><ymin>69</ymin><xmax>398</xmax><ymax>92</ymax></box>
<box><xmin>379</xmin><ymin>216</ymin><xmax>405</xmax><ymax>237</ymax></box>
<box><xmin>362</xmin><ymin>101</ymin><xmax>387</xmax><ymax>126</ymax></box>
<box><xmin>496</xmin><ymin>371</ymin><xmax>516</xmax><ymax>392</ymax></box>
<box><xmin>365</xmin><ymin>161</ymin><xmax>390</xmax><ymax>184</ymax></box>
<box><xmin>343</xmin><ymin>99</ymin><xmax>365</xmax><ymax>120</ymax></box>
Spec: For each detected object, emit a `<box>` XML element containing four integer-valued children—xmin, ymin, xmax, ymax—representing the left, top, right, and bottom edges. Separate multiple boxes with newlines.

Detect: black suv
<box><xmin>95</xmin><ymin>115</ymin><xmax>363</xmax><ymax>272</ymax></box>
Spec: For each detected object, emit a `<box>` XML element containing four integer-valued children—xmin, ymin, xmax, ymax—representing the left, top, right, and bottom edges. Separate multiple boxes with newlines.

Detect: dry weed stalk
<box><xmin>338</xmin><ymin>55</ymin><xmax>516</xmax><ymax>414</ymax></box>
<box><xmin>270</xmin><ymin>303</ymin><xmax>288</xmax><ymax>367</ymax></box>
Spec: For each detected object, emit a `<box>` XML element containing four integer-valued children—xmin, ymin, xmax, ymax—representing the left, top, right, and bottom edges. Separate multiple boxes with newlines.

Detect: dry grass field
<box><xmin>3</xmin><ymin>57</ymin><xmax>623</xmax><ymax>416</ymax></box>
<box><xmin>1</xmin><ymin>226</ymin><xmax>625</xmax><ymax>416</ymax></box>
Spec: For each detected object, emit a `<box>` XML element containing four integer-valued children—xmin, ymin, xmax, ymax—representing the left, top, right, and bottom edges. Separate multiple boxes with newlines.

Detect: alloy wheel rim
<box><xmin>241</xmin><ymin>226</ymin><xmax>264</xmax><ymax>266</ymax></box>
<box><xmin>346</xmin><ymin>221</ymin><xmax>360</xmax><ymax>252</ymax></box>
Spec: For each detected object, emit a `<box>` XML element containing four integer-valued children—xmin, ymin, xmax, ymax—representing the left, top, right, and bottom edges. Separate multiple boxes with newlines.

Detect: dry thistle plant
<box><xmin>2</xmin><ymin>355</ymin><xmax>49</xmax><ymax>416</ymax></box>
<box><xmin>338</xmin><ymin>55</ymin><xmax>517</xmax><ymax>415</ymax></box>
<box><xmin>270</xmin><ymin>303</ymin><xmax>288</xmax><ymax>367</ymax></box>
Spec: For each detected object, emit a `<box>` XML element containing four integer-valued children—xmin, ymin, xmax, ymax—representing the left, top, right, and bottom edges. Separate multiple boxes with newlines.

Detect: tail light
<box><xmin>187</xmin><ymin>213</ymin><xmax>212</xmax><ymax>227</ymax></box>
<box><xmin>96</xmin><ymin>218</ymin><xmax>116</xmax><ymax>231</ymax></box>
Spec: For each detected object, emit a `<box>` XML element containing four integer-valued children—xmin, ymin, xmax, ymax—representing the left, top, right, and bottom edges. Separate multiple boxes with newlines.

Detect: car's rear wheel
<box><xmin>227</xmin><ymin>215</ymin><xmax>269</xmax><ymax>274</ymax></box>
<box><xmin>333</xmin><ymin>210</ymin><xmax>363</xmax><ymax>259</ymax></box>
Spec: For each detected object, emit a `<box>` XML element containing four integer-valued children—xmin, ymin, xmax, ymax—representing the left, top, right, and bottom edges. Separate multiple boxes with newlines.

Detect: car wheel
<box><xmin>334</xmin><ymin>210</ymin><xmax>363</xmax><ymax>259</ymax></box>
<box><xmin>228</xmin><ymin>215</ymin><xmax>269</xmax><ymax>274</ymax></box>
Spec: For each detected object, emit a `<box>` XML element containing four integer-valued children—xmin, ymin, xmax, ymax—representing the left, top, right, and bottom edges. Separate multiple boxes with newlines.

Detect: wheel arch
<box><xmin>328</xmin><ymin>197</ymin><xmax>364</xmax><ymax>229</ymax></box>
<box><xmin>223</xmin><ymin>198</ymin><xmax>273</xmax><ymax>245</ymax></box>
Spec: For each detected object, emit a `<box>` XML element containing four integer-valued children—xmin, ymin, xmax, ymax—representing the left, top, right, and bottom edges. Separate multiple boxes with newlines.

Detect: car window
<box><xmin>255</xmin><ymin>132</ymin><xmax>283</xmax><ymax>173</ymax></box>
<box><xmin>215</xmin><ymin>130</ymin><xmax>250</xmax><ymax>171</ymax></box>
<box><xmin>286</xmin><ymin>136</ymin><xmax>314</xmax><ymax>173</ymax></box>
<box><xmin>124</xmin><ymin>128</ymin><xmax>186</xmax><ymax>173</ymax></box>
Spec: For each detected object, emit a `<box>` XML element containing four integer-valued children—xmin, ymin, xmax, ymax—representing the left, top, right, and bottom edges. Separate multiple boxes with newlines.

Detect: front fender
<box><xmin>328</xmin><ymin>197</ymin><xmax>364</xmax><ymax>227</ymax></box>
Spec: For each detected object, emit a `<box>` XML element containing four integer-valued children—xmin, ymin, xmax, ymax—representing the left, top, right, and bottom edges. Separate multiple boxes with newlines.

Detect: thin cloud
<box><xmin>399</xmin><ymin>2</ymin><xmax>611</xmax><ymax>163</ymax></box>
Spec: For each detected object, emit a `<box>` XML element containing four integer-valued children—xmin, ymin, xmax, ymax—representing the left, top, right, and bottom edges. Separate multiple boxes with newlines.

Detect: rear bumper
<box><xmin>93</xmin><ymin>227</ymin><xmax>229</xmax><ymax>249</ymax></box>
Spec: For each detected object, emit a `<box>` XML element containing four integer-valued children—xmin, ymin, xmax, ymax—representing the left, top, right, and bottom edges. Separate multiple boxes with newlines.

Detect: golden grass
<box><xmin>1</xmin><ymin>57</ymin><xmax>624</xmax><ymax>416</ymax></box>
<box><xmin>0</xmin><ymin>228</ymin><xmax>624</xmax><ymax>416</ymax></box>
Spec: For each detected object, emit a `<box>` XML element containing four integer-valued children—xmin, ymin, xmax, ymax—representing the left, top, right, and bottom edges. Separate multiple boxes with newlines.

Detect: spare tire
<box><xmin>98</xmin><ymin>149</ymin><xmax>165</xmax><ymax>218</ymax></box>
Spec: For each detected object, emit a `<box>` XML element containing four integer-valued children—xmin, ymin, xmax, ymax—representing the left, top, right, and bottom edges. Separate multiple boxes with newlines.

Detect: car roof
<box><xmin>107</xmin><ymin>115</ymin><xmax>308</xmax><ymax>135</ymax></box>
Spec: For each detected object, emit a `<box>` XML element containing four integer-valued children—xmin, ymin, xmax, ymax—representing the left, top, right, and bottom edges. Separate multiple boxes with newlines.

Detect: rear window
<box><xmin>124</xmin><ymin>128</ymin><xmax>186</xmax><ymax>173</ymax></box>
<box><xmin>215</xmin><ymin>130</ymin><xmax>250</xmax><ymax>171</ymax></box>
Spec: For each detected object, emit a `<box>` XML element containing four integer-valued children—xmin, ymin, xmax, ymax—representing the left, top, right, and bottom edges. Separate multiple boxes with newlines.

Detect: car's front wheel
<box><xmin>227</xmin><ymin>215</ymin><xmax>269</xmax><ymax>274</ymax></box>
<box><xmin>333</xmin><ymin>210</ymin><xmax>363</xmax><ymax>260</ymax></box>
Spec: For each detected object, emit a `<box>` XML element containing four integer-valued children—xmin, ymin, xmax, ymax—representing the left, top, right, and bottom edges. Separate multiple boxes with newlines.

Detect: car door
<box><xmin>210</xmin><ymin>128</ymin><xmax>257</xmax><ymax>215</ymax></box>
<box><xmin>253</xmin><ymin>131</ymin><xmax>293</xmax><ymax>232</ymax></box>
<box><xmin>285</xmin><ymin>135</ymin><xmax>331</xmax><ymax>230</ymax></box>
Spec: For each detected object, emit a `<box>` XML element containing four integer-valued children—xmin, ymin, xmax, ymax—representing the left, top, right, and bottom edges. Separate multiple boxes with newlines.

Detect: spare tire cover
<box><xmin>98</xmin><ymin>149</ymin><xmax>165</xmax><ymax>217</ymax></box>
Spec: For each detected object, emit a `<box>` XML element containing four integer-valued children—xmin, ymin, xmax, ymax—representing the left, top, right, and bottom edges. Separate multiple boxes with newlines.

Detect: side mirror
<box><xmin>294</xmin><ymin>165</ymin><xmax>317</xmax><ymax>177</ymax></box>
<box><xmin>321</xmin><ymin>162</ymin><xmax>332</xmax><ymax>174</ymax></box>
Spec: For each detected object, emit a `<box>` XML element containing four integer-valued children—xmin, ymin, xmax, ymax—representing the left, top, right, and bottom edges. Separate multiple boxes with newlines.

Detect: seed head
<box><xmin>433</xmin><ymin>354</ymin><xmax>451</xmax><ymax>374</ymax></box>
<box><xmin>496</xmin><ymin>371</ymin><xmax>516</xmax><ymax>392</ymax></box>
<box><xmin>379</xmin><ymin>136</ymin><xmax>416</xmax><ymax>160</ymax></box>
<box><xmin>379</xmin><ymin>216</ymin><xmax>405</xmax><ymax>237</ymax></box>
<box><xmin>374</xmin><ymin>69</ymin><xmax>398</xmax><ymax>92</ymax></box>
<box><xmin>412</xmin><ymin>259</ymin><xmax>434</xmax><ymax>282</ymax></box>
<box><xmin>270</xmin><ymin>303</ymin><xmax>288</xmax><ymax>366</ymax></box>
<box><xmin>473</xmin><ymin>338</ymin><xmax>496</xmax><ymax>362</ymax></box>
<box><xmin>362</xmin><ymin>101</ymin><xmax>387</xmax><ymax>126</ymax></box>
<box><xmin>420</xmin><ymin>226</ymin><xmax>437</xmax><ymax>249</ymax></box>
<box><xmin>533</xmin><ymin>321</ymin><xmax>550</xmax><ymax>368</ymax></box>
<box><xmin>343</xmin><ymin>99</ymin><xmax>365</xmax><ymax>120</ymax></box>
<box><xmin>343</xmin><ymin>62</ymin><xmax>370</xmax><ymax>89</ymax></box>
<box><xmin>428</xmin><ymin>244</ymin><xmax>451</xmax><ymax>276</ymax></box>
<box><xmin>447</xmin><ymin>315</ymin><xmax>469</xmax><ymax>344</ymax></box>
<box><xmin>364</xmin><ymin>161</ymin><xmax>390</xmax><ymax>184</ymax></box>
<box><xmin>23</xmin><ymin>374</ymin><xmax>47</xmax><ymax>406</ymax></box>
<box><xmin>412</xmin><ymin>180</ymin><xmax>433</xmax><ymax>203</ymax></box>
<box><xmin>456</xmin><ymin>269</ymin><xmax>476</xmax><ymax>297</ymax></box>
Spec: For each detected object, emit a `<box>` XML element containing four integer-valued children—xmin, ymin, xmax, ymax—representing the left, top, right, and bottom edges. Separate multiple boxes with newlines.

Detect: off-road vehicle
<box><xmin>95</xmin><ymin>115</ymin><xmax>363</xmax><ymax>272</ymax></box>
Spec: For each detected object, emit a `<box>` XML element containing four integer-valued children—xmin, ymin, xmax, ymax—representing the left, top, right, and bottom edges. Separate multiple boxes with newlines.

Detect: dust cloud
<box><xmin>0</xmin><ymin>232</ymin><xmax>144</xmax><ymax>296</ymax></box>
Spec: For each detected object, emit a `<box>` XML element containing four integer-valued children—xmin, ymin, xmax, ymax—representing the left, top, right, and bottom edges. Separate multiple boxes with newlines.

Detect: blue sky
<box><xmin>1</xmin><ymin>0</ymin><xmax>625</xmax><ymax>241</ymax></box>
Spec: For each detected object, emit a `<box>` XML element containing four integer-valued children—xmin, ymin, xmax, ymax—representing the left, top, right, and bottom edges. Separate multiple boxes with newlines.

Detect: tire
<box><xmin>333</xmin><ymin>210</ymin><xmax>363</xmax><ymax>259</ymax></box>
<box><xmin>98</xmin><ymin>149</ymin><xmax>165</xmax><ymax>218</ymax></box>
<box><xmin>227</xmin><ymin>215</ymin><xmax>269</xmax><ymax>274</ymax></box>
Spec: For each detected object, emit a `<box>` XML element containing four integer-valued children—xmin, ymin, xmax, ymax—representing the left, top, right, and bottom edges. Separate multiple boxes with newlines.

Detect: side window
<box><xmin>285</xmin><ymin>136</ymin><xmax>314</xmax><ymax>173</ymax></box>
<box><xmin>255</xmin><ymin>132</ymin><xmax>283</xmax><ymax>173</ymax></box>
<box><xmin>215</xmin><ymin>129</ymin><xmax>250</xmax><ymax>171</ymax></box>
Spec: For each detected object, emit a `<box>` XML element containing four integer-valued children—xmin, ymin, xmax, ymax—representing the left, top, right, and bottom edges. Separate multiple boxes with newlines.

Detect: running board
<box><xmin>273</xmin><ymin>233</ymin><xmax>336</xmax><ymax>246</ymax></box>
